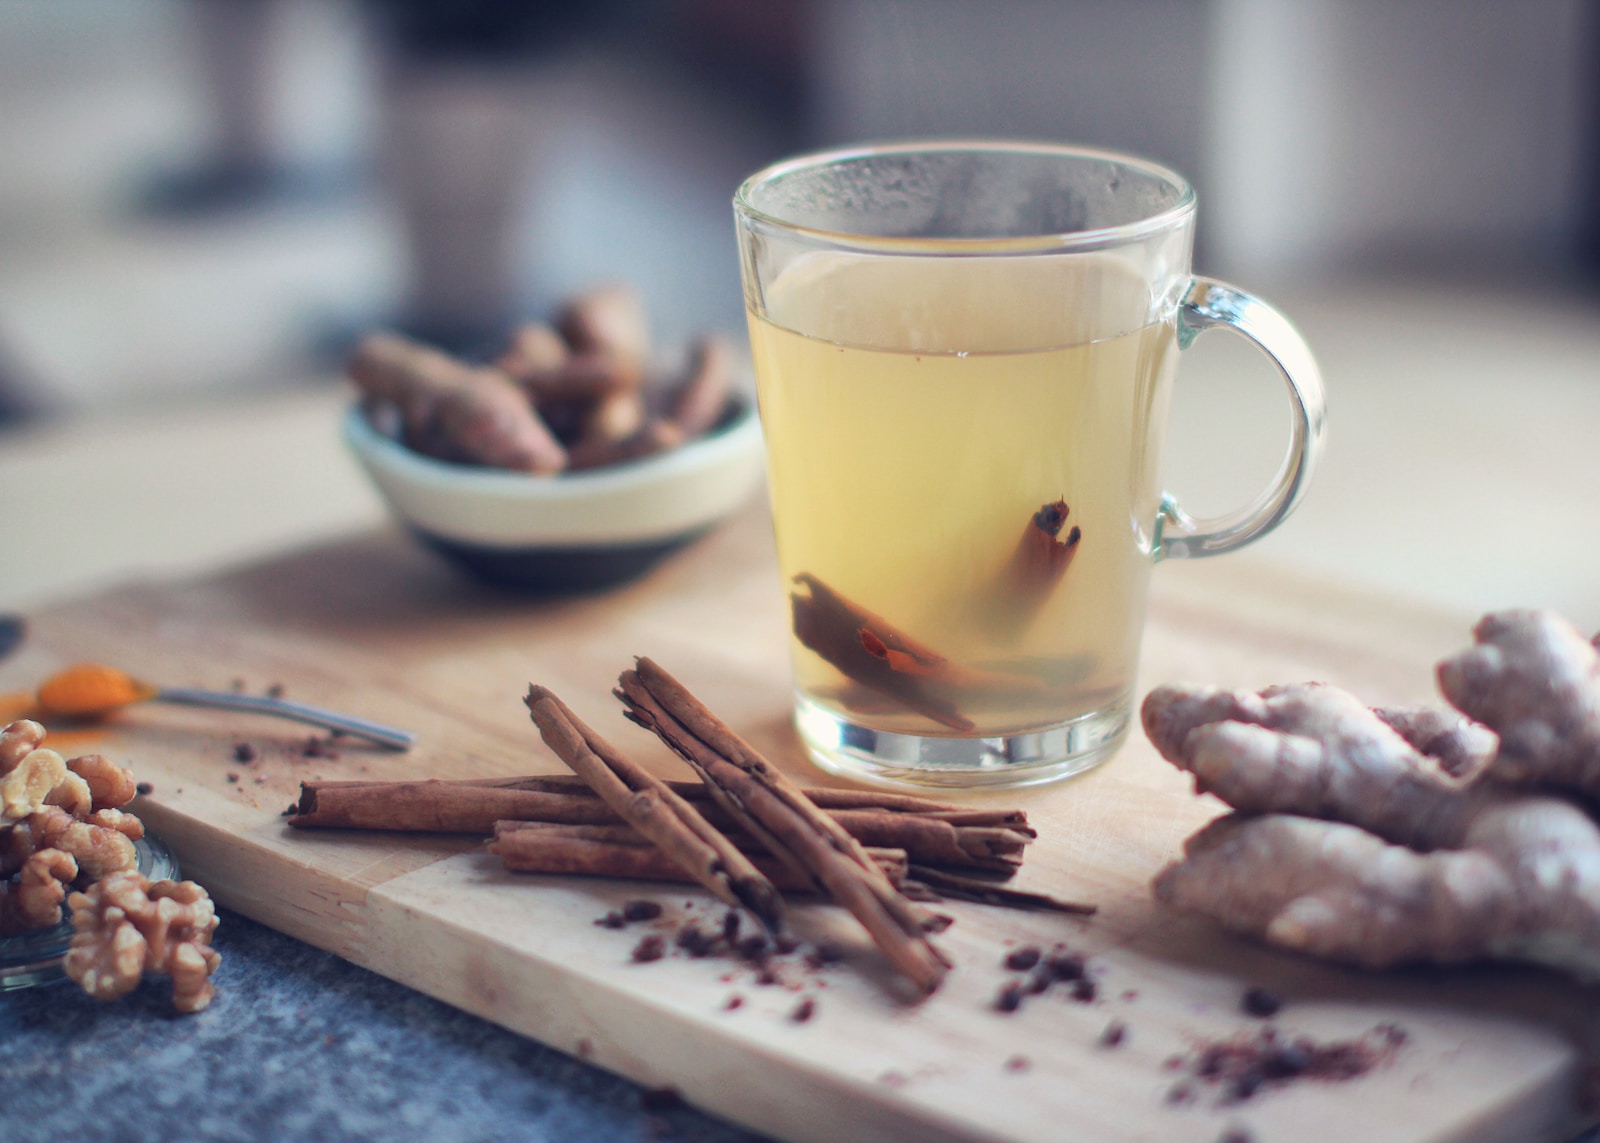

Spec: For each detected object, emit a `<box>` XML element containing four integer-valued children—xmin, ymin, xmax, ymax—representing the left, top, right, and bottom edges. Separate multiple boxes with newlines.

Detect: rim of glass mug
<box><xmin>734</xmin><ymin>139</ymin><xmax>1198</xmax><ymax>255</ymax></box>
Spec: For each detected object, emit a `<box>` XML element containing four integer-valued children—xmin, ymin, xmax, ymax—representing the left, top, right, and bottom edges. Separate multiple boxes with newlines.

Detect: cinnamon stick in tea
<box><xmin>790</xmin><ymin>574</ymin><xmax>1052</xmax><ymax>732</ymax></box>
<box><xmin>616</xmin><ymin>658</ymin><xmax>950</xmax><ymax>996</ymax></box>
<box><xmin>790</xmin><ymin>574</ymin><xmax>974</xmax><ymax>732</ymax></box>
<box><xmin>490</xmin><ymin>821</ymin><xmax>910</xmax><ymax>891</ymax></box>
<box><xmin>524</xmin><ymin>685</ymin><xmax>787</xmax><ymax>935</ymax></box>
<box><xmin>986</xmin><ymin>499</ymin><xmax>1082</xmax><ymax>634</ymax></box>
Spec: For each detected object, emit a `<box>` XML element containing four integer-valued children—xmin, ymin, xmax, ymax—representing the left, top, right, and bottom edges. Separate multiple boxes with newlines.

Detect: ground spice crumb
<box><xmin>1217</xmin><ymin>1127</ymin><xmax>1256</xmax><ymax>1143</ymax></box>
<box><xmin>623</xmin><ymin>899</ymin><xmax>663</xmax><ymax>922</ymax></box>
<box><xmin>737</xmin><ymin>935</ymin><xmax>769</xmax><ymax>963</ymax></box>
<box><xmin>1048</xmin><ymin>953</ymin><xmax>1085</xmax><ymax>981</ymax></box>
<box><xmin>631</xmin><ymin>935</ymin><xmax>666</xmax><ymax>963</ymax></box>
<box><xmin>755</xmin><ymin>968</ymin><xmax>779</xmax><ymax>986</ymax></box>
<box><xmin>232</xmin><ymin>742</ymin><xmax>257</xmax><ymax>763</ymax></box>
<box><xmin>1241</xmin><ymin>986</ymin><xmax>1281</xmax><ymax>1018</ymax></box>
<box><xmin>1004</xmin><ymin>946</ymin><xmax>1042</xmax><ymax>971</ymax></box>
<box><xmin>1025</xmin><ymin>968</ymin><xmax>1052</xmax><ymax>995</ymax></box>
<box><xmin>300</xmin><ymin>735</ymin><xmax>339</xmax><ymax>760</ymax></box>
<box><xmin>1004</xmin><ymin>1055</ymin><xmax>1031</xmax><ymax>1073</ymax></box>
<box><xmin>804</xmin><ymin>943</ymin><xmax>844</xmax><ymax>970</ymax></box>
<box><xmin>1174</xmin><ymin>1023</ymin><xmax>1406</xmax><ymax>1107</ymax></box>
<box><xmin>267</xmin><ymin>683</ymin><xmax>286</xmax><ymax>699</ymax></box>
<box><xmin>1070</xmin><ymin>977</ymin><xmax>1098</xmax><ymax>1003</ymax></box>
<box><xmin>995</xmin><ymin>982</ymin><xmax>1025</xmax><ymax>1013</ymax></box>
<box><xmin>879</xmin><ymin>1071</ymin><xmax>907</xmax><ymax>1088</ymax></box>
<box><xmin>231</xmin><ymin>678</ymin><xmax>247</xmax><ymax>693</ymax></box>
<box><xmin>596</xmin><ymin>912</ymin><xmax>626</xmax><ymax>930</ymax></box>
<box><xmin>640</xmin><ymin>1086</ymin><xmax>683</xmax><ymax>1111</ymax></box>
<box><xmin>1121</xmin><ymin>989</ymin><xmax>1139</xmax><ymax>1002</ymax></box>
<box><xmin>226</xmin><ymin>772</ymin><xmax>239</xmax><ymax>784</ymax></box>
<box><xmin>790</xmin><ymin>997</ymin><xmax>816</xmax><ymax>1023</ymax></box>
<box><xmin>724</xmin><ymin>995</ymin><xmax>744</xmax><ymax>1011</ymax></box>
<box><xmin>1166</xmin><ymin>1083</ymin><xmax>1195</xmax><ymax>1105</ymax></box>
<box><xmin>135</xmin><ymin>782</ymin><xmax>154</xmax><ymax>796</ymax></box>
<box><xmin>1100</xmin><ymin>1020</ymin><xmax>1128</xmax><ymax>1048</ymax></box>
<box><xmin>675</xmin><ymin>925</ymin><xmax>717</xmax><ymax>958</ymax></box>
<box><xmin>1229</xmin><ymin>1071</ymin><xmax>1264</xmax><ymax>1102</ymax></box>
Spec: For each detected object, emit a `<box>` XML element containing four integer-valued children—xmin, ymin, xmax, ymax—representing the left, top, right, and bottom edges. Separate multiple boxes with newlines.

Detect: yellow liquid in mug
<box><xmin>750</xmin><ymin>253</ymin><xmax>1178</xmax><ymax>737</ymax></box>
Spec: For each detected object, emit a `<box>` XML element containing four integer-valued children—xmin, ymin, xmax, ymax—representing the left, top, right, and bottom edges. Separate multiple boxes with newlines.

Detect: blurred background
<box><xmin>2</xmin><ymin>0</ymin><xmax>1598</xmax><ymax>626</ymax></box>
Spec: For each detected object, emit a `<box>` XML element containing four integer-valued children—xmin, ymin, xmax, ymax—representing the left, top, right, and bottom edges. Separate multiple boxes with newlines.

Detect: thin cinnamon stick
<box><xmin>524</xmin><ymin>685</ymin><xmax>786</xmax><ymax>935</ymax></box>
<box><xmin>826</xmin><ymin>811</ymin><xmax>1027</xmax><ymax>873</ymax></box>
<box><xmin>906</xmin><ymin>865</ymin><xmax>1098</xmax><ymax>916</ymax></box>
<box><xmin>290</xmin><ymin>776</ymin><xmax>1032</xmax><ymax>833</ymax></box>
<box><xmin>288</xmin><ymin>779</ymin><xmax>1030</xmax><ymax>872</ymax></box>
<box><xmin>302</xmin><ymin>773</ymin><xmax>1023</xmax><ymax>818</ymax></box>
<box><xmin>616</xmin><ymin>658</ymin><xmax>950</xmax><ymax>996</ymax></box>
<box><xmin>490</xmin><ymin>821</ymin><xmax>909</xmax><ymax>891</ymax></box>
<box><xmin>286</xmin><ymin>780</ymin><xmax>627</xmax><ymax>831</ymax></box>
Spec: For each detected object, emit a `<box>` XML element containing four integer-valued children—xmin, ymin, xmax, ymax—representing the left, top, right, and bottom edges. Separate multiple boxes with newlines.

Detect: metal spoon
<box><xmin>34</xmin><ymin>663</ymin><xmax>415</xmax><ymax>751</ymax></box>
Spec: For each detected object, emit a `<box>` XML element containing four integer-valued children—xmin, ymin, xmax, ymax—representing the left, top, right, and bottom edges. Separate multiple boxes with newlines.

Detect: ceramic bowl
<box><xmin>342</xmin><ymin>397</ymin><xmax>766</xmax><ymax>591</ymax></box>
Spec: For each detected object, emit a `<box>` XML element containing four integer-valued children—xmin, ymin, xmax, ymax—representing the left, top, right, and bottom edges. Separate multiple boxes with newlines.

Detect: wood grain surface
<box><xmin>5</xmin><ymin>504</ymin><xmax>1596</xmax><ymax>1143</ymax></box>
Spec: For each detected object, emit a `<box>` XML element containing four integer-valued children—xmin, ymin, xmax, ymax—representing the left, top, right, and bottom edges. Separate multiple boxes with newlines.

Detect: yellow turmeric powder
<box><xmin>35</xmin><ymin>664</ymin><xmax>158</xmax><ymax>718</ymax></box>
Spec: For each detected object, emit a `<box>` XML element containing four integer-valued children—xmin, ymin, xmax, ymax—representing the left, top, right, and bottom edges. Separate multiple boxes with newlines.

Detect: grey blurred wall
<box><xmin>809</xmin><ymin>0</ymin><xmax>1599</xmax><ymax>282</ymax></box>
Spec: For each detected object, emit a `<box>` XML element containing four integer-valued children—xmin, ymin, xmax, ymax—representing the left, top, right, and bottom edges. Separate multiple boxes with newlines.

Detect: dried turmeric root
<box><xmin>348</xmin><ymin>333</ymin><xmax>567</xmax><ymax>473</ymax></box>
<box><xmin>1143</xmin><ymin>609</ymin><xmax>1600</xmax><ymax>978</ymax></box>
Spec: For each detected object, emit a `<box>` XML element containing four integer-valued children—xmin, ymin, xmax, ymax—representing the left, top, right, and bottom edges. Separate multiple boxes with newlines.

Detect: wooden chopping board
<box><xmin>6</xmin><ymin>503</ymin><xmax>1597</xmax><ymax>1143</ymax></box>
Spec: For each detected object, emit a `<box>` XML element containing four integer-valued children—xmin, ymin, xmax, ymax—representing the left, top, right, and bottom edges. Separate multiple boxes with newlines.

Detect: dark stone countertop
<box><xmin>1</xmin><ymin>906</ymin><xmax>768</xmax><ymax>1143</ymax></box>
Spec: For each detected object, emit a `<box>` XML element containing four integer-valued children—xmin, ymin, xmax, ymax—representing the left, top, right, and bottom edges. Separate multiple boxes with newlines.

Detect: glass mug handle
<box><xmin>1155</xmin><ymin>277</ymin><xmax>1328</xmax><ymax>561</ymax></box>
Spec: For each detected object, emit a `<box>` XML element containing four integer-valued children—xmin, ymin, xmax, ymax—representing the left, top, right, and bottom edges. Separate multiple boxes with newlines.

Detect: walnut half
<box><xmin>64</xmin><ymin>871</ymin><xmax>221</xmax><ymax>1013</ymax></box>
<box><xmin>0</xmin><ymin>847</ymin><xmax>78</xmax><ymax>935</ymax></box>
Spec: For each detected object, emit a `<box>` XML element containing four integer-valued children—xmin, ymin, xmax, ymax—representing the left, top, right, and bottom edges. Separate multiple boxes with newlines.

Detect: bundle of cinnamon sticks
<box><xmin>287</xmin><ymin>660</ymin><xmax>1091</xmax><ymax>996</ymax></box>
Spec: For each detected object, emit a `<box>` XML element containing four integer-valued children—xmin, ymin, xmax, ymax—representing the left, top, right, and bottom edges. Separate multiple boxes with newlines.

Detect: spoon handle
<box><xmin>154</xmin><ymin>688</ymin><xmax>416</xmax><ymax>751</ymax></box>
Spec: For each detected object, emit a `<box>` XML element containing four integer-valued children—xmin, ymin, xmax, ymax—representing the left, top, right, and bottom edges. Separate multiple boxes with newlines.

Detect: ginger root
<box><xmin>64</xmin><ymin>871</ymin><xmax>221</xmax><ymax>1013</ymax></box>
<box><xmin>1437</xmin><ymin>610</ymin><xmax>1600</xmax><ymax>795</ymax></box>
<box><xmin>1144</xmin><ymin>609</ymin><xmax>1600</xmax><ymax>979</ymax></box>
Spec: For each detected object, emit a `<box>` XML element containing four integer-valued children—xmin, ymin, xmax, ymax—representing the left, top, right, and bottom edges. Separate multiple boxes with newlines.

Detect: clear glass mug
<box><xmin>734</xmin><ymin>141</ymin><xmax>1325</xmax><ymax>789</ymax></box>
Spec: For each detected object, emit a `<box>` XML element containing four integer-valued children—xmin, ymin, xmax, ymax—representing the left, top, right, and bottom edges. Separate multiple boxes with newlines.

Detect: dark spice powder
<box><xmin>631</xmin><ymin>934</ymin><xmax>666</xmax><ymax>963</ymax></box>
<box><xmin>1241</xmin><ymin>986</ymin><xmax>1282</xmax><ymax>1018</ymax></box>
<box><xmin>1004</xmin><ymin>946</ymin><xmax>1042</xmax><ymax>972</ymax></box>
<box><xmin>622</xmin><ymin>899</ymin><xmax>663</xmax><ymax>922</ymax></box>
